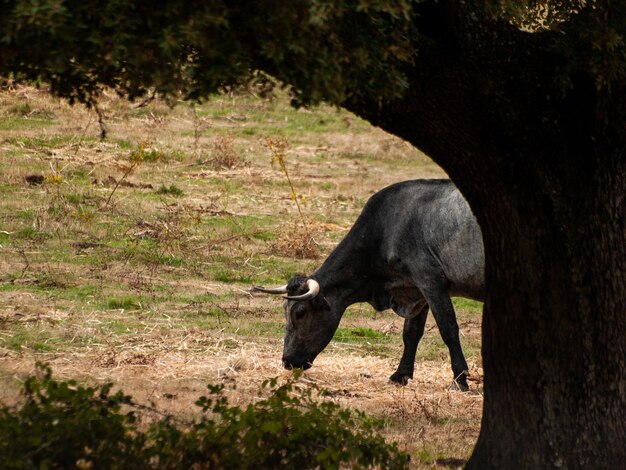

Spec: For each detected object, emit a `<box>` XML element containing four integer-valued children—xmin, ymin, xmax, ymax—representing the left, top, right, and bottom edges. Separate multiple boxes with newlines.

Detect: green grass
<box><xmin>3</xmin><ymin>135</ymin><xmax>71</xmax><ymax>147</ymax></box>
<box><xmin>107</xmin><ymin>238</ymin><xmax>185</xmax><ymax>267</ymax></box>
<box><xmin>112</xmin><ymin>138</ymin><xmax>134</xmax><ymax>150</ymax></box>
<box><xmin>1</xmin><ymin>328</ymin><xmax>68</xmax><ymax>352</ymax></box>
<box><xmin>232</xmin><ymin>319</ymin><xmax>284</xmax><ymax>338</ymax></box>
<box><xmin>214</xmin><ymin>269</ymin><xmax>254</xmax><ymax>284</ymax></box>
<box><xmin>414</xmin><ymin>447</ymin><xmax>447</xmax><ymax>465</ymax></box>
<box><xmin>452</xmin><ymin>297</ymin><xmax>483</xmax><ymax>315</ymax></box>
<box><xmin>15</xmin><ymin>227</ymin><xmax>52</xmax><ymax>241</ymax></box>
<box><xmin>194</xmin><ymin>93</ymin><xmax>373</xmax><ymax>138</ymax></box>
<box><xmin>103</xmin><ymin>319</ymin><xmax>143</xmax><ymax>335</ymax></box>
<box><xmin>415</xmin><ymin>336</ymin><xmax>450</xmax><ymax>362</ymax></box>
<box><xmin>132</xmin><ymin>146</ymin><xmax>185</xmax><ymax>163</ymax></box>
<box><xmin>334</xmin><ymin>327</ymin><xmax>387</xmax><ymax>343</ymax></box>
<box><xmin>0</xmin><ymin>116</ymin><xmax>56</xmax><ymax>130</ymax></box>
<box><xmin>106</xmin><ymin>296</ymin><xmax>144</xmax><ymax>310</ymax></box>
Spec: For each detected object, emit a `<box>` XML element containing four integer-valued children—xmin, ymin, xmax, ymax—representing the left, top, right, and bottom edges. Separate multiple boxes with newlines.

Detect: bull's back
<box><xmin>366</xmin><ymin>180</ymin><xmax>485</xmax><ymax>301</ymax></box>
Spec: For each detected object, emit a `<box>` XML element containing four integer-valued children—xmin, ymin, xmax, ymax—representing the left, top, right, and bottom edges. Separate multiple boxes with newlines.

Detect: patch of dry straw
<box><xmin>270</xmin><ymin>219</ymin><xmax>322</xmax><ymax>259</ymax></box>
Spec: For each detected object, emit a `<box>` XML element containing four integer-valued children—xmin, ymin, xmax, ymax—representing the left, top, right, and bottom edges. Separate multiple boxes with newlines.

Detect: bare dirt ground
<box><xmin>0</xmin><ymin>85</ymin><xmax>482</xmax><ymax>468</ymax></box>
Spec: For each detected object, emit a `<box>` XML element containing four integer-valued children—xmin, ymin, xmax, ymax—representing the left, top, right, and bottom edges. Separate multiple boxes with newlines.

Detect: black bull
<box><xmin>252</xmin><ymin>179</ymin><xmax>484</xmax><ymax>390</ymax></box>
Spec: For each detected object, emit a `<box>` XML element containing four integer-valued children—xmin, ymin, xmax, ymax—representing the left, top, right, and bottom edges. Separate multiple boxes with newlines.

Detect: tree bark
<box><xmin>467</xmin><ymin>141</ymin><xmax>626</xmax><ymax>468</ymax></box>
<box><xmin>342</xmin><ymin>3</ymin><xmax>626</xmax><ymax>467</ymax></box>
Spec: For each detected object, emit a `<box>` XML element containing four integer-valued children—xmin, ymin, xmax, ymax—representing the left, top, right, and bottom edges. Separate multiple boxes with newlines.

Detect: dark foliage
<box><xmin>0</xmin><ymin>0</ymin><xmax>415</xmax><ymax>108</ymax></box>
<box><xmin>0</xmin><ymin>365</ymin><xmax>408</xmax><ymax>469</ymax></box>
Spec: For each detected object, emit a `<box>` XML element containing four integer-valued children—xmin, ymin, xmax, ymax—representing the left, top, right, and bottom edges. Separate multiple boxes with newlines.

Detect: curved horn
<box><xmin>250</xmin><ymin>284</ymin><xmax>288</xmax><ymax>295</ymax></box>
<box><xmin>284</xmin><ymin>279</ymin><xmax>320</xmax><ymax>301</ymax></box>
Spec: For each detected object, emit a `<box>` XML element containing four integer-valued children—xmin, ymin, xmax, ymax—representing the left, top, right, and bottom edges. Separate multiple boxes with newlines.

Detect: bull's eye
<box><xmin>293</xmin><ymin>309</ymin><xmax>307</xmax><ymax>321</ymax></box>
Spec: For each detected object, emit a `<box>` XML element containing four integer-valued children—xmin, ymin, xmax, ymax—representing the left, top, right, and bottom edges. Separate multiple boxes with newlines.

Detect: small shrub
<box><xmin>0</xmin><ymin>365</ymin><xmax>144</xmax><ymax>470</ymax></box>
<box><xmin>264</xmin><ymin>136</ymin><xmax>319</xmax><ymax>259</ymax></box>
<box><xmin>156</xmin><ymin>184</ymin><xmax>184</xmax><ymax>196</ymax></box>
<box><xmin>179</xmin><ymin>377</ymin><xmax>409</xmax><ymax>469</ymax></box>
<box><xmin>211</xmin><ymin>133</ymin><xmax>243</xmax><ymax>168</ymax></box>
<box><xmin>104</xmin><ymin>148</ymin><xmax>144</xmax><ymax>207</ymax></box>
<box><xmin>0</xmin><ymin>365</ymin><xmax>409</xmax><ymax>469</ymax></box>
<box><xmin>44</xmin><ymin>173</ymin><xmax>63</xmax><ymax>186</ymax></box>
<box><xmin>271</xmin><ymin>220</ymin><xmax>320</xmax><ymax>259</ymax></box>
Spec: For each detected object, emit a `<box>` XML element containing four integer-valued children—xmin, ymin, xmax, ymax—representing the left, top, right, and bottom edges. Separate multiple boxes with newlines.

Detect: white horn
<box><xmin>284</xmin><ymin>279</ymin><xmax>320</xmax><ymax>301</ymax></box>
<box><xmin>251</xmin><ymin>284</ymin><xmax>288</xmax><ymax>295</ymax></box>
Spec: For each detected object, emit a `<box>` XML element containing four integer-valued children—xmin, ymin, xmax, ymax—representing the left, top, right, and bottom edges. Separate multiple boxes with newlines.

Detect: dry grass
<box><xmin>0</xmin><ymin>85</ymin><xmax>483</xmax><ymax>468</ymax></box>
<box><xmin>0</xmin><ymin>342</ymin><xmax>482</xmax><ymax>468</ymax></box>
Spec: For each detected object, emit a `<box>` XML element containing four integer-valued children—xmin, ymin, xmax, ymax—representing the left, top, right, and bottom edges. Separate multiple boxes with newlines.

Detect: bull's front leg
<box><xmin>389</xmin><ymin>304</ymin><xmax>429</xmax><ymax>385</ymax></box>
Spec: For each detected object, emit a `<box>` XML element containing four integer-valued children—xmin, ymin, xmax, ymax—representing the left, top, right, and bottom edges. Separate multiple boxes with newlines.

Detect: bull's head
<box><xmin>252</xmin><ymin>275</ymin><xmax>342</xmax><ymax>370</ymax></box>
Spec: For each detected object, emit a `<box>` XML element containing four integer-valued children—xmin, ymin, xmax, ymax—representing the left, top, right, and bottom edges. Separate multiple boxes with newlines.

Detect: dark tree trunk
<box><xmin>342</xmin><ymin>3</ymin><xmax>626</xmax><ymax>467</ymax></box>
<box><xmin>466</xmin><ymin>133</ymin><xmax>626</xmax><ymax>468</ymax></box>
<box><xmin>469</xmin><ymin>158</ymin><xmax>626</xmax><ymax>468</ymax></box>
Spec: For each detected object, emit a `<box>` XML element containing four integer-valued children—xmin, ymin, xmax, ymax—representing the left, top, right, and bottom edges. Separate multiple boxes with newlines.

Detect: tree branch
<box><xmin>342</xmin><ymin>1</ymin><xmax>570</xmax><ymax>207</ymax></box>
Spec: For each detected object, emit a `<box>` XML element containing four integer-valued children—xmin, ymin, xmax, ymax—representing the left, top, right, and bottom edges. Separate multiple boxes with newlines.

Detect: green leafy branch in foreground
<box><xmin>0</xmin><ymin>365</ymin><xmax>408</xmax><ymax>469</ymax></box>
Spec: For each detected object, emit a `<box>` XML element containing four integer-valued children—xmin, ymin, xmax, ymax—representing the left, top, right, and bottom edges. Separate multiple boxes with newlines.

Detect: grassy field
<box><xmin>0</xmin><ymin>84</ymin><xmax>483</xmax><ymax>468</ymax></box>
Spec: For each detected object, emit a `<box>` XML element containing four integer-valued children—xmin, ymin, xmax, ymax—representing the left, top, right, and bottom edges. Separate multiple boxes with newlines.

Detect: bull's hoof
<box><xmin>389</xmin><ymin>371</ymin><xmax>412</xmax><ymax>385</ymax></box>
<box><xmin>450</xmin><ymin>374</ymin><xmax>469</xmax><ymax>392</ymax></box>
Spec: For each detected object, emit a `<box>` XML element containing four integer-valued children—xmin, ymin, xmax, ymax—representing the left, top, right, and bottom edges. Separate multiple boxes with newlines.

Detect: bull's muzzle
<box><xmin>282</xmin><ymin>356</ymin><xmax>313</xmax><ymax>370</ymax></box>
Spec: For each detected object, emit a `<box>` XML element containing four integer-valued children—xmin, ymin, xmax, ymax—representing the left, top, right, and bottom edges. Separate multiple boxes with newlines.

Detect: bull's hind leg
<box><xmin>389</xmin><ymin>303</ymin><xmax>429</xmax><ymax>385</ymax></box>
<box><xmin>422</xmin><ymin>290</ymin><xmax>469</xmax><ymax>391</ymax></box>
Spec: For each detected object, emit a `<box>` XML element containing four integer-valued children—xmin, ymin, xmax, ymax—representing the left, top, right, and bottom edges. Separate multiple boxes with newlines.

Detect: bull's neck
<box><xmin>311</xmin><ymin>238</ymin><xmax>376</xmax><ymax>312</ymax></box>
